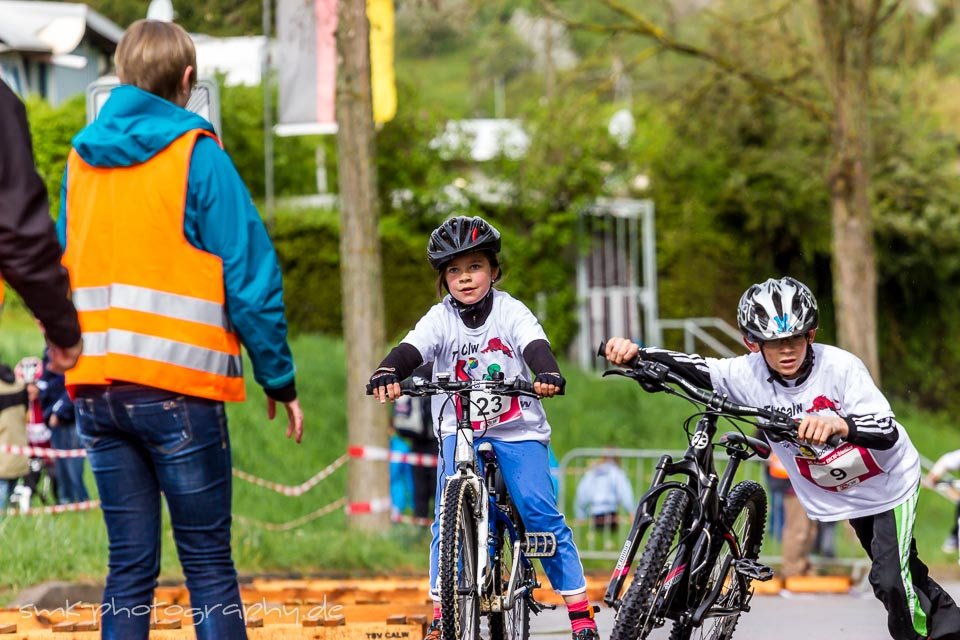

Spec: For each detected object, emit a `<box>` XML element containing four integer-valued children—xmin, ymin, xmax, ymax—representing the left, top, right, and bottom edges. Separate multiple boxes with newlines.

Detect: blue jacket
<box><xmin>57</xmin><ymin>85</ymin><xmax>295</xmax><ymax>396</ymax></box>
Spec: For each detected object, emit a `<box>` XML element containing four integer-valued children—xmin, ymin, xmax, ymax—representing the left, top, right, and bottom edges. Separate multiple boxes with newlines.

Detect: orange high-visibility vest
<box><xmin>62</xmin><ymin>129</ymin><xmax>245</xmax><ymax>402</ymax></box>
<box><xmin>768</xmin><ymin>451</ymin><xmax>790</xmax><ymax>480</ymax></box>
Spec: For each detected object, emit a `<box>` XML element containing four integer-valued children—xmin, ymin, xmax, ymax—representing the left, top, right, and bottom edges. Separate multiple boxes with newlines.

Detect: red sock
<box><xmin>567</xmin><ymin>599</ymin><xmax>597</xmax><ymax>633</ymax></box>
<box><xmin>433</xmin><ymin>604</ymin><xmax>441</xmax><ymax>621</ymax></box>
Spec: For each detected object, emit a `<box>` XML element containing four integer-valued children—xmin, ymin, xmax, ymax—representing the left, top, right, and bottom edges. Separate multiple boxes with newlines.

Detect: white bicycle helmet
<box><xmin>14</xmin><ymin>356</ymin><xmax>43</xmax><ymax>384</ymax></box>
<box><xmin>737</xmin><ymin>277</ymin><xmax>819</xmax><ymax>343</ymax></box>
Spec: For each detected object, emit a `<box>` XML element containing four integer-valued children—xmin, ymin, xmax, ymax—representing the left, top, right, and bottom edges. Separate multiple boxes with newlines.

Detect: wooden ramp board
<box><xmin>0</xmin><ymin>621</ymin><xmax>423</xmax><ymax>639</ymax></box>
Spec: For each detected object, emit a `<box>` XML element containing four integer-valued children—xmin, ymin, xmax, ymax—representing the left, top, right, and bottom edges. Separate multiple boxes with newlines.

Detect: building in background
<box><xmin>0</xmin><ymin>1</ymin><xmax>122</xmax><ymax>104</ymax></box>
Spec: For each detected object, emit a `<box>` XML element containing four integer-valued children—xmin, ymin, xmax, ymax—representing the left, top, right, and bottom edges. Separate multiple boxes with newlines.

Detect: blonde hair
<box><xmin>115</xmin><ymin>20</ymin><xmax>196</xmax><ymax>102</ymax></box>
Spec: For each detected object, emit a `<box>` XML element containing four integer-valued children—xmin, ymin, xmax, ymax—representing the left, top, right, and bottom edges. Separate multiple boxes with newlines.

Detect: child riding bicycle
<box><xmin>605</xmin><ymin>276</ymin><xmax>960</xmax><ymax>640</ymax></box>
<box><xmin>369</xmin><ymin>216</ymin><xmax>599</xmax><ymax>640</ymax></box>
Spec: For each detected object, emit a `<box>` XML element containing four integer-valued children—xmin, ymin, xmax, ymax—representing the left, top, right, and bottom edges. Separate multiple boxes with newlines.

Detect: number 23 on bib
<box><xmin>794</xmin><ymin>443</ymin><xmax>883</xmax><ymax>492</ymax></box>
<box><xmin>469</xmin><ymin>390</ymin><xmax>523</xmax><ymax>430</ymax></box>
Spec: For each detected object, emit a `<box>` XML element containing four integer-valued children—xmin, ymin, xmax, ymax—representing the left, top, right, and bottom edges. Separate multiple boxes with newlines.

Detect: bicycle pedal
<box><xmin>528</xmin><ymin>597</ymin><xmax>557</xmax><ymax>614</ymax></box>
<box><xmin>523</xmin><ymin>532</ymin><xmax>557</xmax><ymax>557</ymax></box>
<box><xmin>733</xmin><ymin>558</ymin><xmax>775</xmax><ymax>582</ymax></box>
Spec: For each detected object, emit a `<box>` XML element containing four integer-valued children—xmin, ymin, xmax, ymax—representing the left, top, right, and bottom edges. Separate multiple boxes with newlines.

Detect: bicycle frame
<box><xmin>435</xmin><ymin>376</ymin><xmax>543</xmax><ymax>616</ymax></box>
<box><xmin>604</xmin><ymin>409</ymin><xmax>749</xmax><ymax>618</ymax></box>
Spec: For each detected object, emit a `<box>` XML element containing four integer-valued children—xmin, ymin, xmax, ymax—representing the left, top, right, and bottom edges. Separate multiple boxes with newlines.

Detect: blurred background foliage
<box><xmin>27</xmin><ymin>0</ymin><xmax>960</xmax><ymax>412</ymax></box>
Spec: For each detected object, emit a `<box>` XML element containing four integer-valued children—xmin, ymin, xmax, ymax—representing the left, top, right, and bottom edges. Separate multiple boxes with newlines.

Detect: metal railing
<box><xmin>658</xmin><ymin>317</ymin><xmax>744</xmax><ymax>359</ymax></box>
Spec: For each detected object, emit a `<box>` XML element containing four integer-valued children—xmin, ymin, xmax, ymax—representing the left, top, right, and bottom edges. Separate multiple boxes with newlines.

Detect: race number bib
<box><xmin>469</xmin><ymin>391</ymin><xmax>522</xmax><ymax>429</ymax></box>
<box><xmin>794</xmin><ymin>443</ymin><xmax>883</xmax><ymax>492</ymax></box>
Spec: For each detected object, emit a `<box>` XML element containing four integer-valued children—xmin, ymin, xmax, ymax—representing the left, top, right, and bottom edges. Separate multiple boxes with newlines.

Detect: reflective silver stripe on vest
<box><xmin>81</xmin><ymin>330</ymin><xmax>242</xmax><ymax>378</ymax></box>
<box><xmin>73</xmin><ymin>284</ymin><xmax>228</xmax><ymax>329</ymax></box>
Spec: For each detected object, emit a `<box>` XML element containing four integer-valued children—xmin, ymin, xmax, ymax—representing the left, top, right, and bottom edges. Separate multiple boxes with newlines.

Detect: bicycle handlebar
<box><xmin>366</xmin><ymin>375</ymin><xmax>541</xmax><ymax>399</ymax></box>
<box><xmin>598</xmin><ymin>342</ymin><xmax>841</xmax><ymax>447</ymax></box>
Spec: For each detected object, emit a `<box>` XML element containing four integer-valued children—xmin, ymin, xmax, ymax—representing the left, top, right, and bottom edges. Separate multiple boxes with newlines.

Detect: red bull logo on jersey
<box><xmin>481</xmin><ymin>337</ymin><xmax>514</xmax><ymax>359</ymax></box>
<box><xmin>807</xmin><ymin>395</ymin><xmax>841</xmax><ymax>414</ymax></box>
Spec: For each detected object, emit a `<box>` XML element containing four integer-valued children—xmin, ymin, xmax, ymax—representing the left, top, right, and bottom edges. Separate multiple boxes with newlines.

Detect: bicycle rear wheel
<box><xmin>611</xmin><ymin>488</ymin><xmax>691</xmax><ymax>640</ymax></box>
<box><xmin>489</xmin><ymin>520</ymin><xmax>531</xmax><ymax>640</ymax></box>
<box><xmin>439</xmin><ymin>477</ymin><xmax>482</xmax><ymax>640</ymax></box>
<box><xmin>675</xmin><ymin>480</ymin><xmax>766</xmax><ymax>640</ymax></box>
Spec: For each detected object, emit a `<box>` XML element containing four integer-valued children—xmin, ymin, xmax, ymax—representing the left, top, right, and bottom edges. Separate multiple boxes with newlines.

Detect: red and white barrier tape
<box><xmin>231</xmin><ymin>454</ymin><xmax>347</xmax><ymax>496</ymax></box>
<box><xmin>347</xmin><ymin>445</ymin><xmax>438</xmax><ymax>468</ymax></box>
<box><xmin>345</xmin><ymin>496</ymin><xmax>393</xmax><ymax>516</ymax></box>
<box><xmin>4</xmin><ymin>500</ymin><xmax>100</xmax><ymax>517</ymax></box>
<box><xmin>0</xmin><ymin>444</ymin><xmax>86</xmax><ymax>458</ymax></box>
<box><xmin>234</xmin><ymin>497</ymin><xmax>347</xmax><ymax>531</ymax></box>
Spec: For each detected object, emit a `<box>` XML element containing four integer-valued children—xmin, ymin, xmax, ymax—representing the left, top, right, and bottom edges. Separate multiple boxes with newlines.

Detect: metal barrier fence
<box><xmin>557</xmin><ymin>447</ymin><xmax>767</xmax><ymax>561</ymax></box>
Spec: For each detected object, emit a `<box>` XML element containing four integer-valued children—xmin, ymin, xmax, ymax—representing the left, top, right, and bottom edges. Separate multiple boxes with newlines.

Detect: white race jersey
<box><xmin>401</xmin><ymin>290</ymin><xmax>551</xmax><ymax>442</ymax></box>
<box><xmin>707</xmin><ymin>344</ymin><xmax>920</xmax><ymax>522</ymax></box>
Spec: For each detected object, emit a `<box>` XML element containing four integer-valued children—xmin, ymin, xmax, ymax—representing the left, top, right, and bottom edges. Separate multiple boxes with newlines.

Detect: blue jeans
<box><xmin>429</xmin><ymin>437</ymin><xmax>586</xmax><ymax>596</ymax></box>
<box><xmin>50</xmin><ymin>423</ymin><xmax>89</xmax><ymax>504</ymax></box>
<box><xmin>75</xmin><ymin>384</ymin><xmax>246</xmax><ymax>640</ymax></box>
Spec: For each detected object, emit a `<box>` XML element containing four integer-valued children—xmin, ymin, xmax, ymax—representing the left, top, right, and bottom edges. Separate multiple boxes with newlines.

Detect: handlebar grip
<box><xmin>826</xmin><ymin>434</ymin><xmax>843</xmax><ymax>448</ymax></box>
<box><xmin>511</xmin><ymin>379</ymin><xmax>536</xmax><ymax>394</ymax></box>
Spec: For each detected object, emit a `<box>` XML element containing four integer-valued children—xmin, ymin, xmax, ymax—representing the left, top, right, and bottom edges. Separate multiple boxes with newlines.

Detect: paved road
<box><xmin>529</xmin><ymin>581</ymin><xmax>960</xmax><ymax>639</ymax></box>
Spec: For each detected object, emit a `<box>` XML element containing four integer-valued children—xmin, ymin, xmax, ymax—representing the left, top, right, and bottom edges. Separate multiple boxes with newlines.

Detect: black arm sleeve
<box><xmin>377</xmin><ymin>343</ymin><xmax>425</xmax><ymax>382</ymax></box>
<box><xmin>639</xmin><ymin>347</ymin><xmax>714</xmax><ymax>390</ymax></box>
<box><xmin>0</xmin><ymin>83</ymin><xmax>80</xmax><ymax>348</ymax></box>
<box><xmin>522</xmin><ymin>339</ymin><xmax>561</xmax><ymax>375</ymax></box>
<box><xmin>844</xmin><ymin>415</ymin><xmax>900</xmax><ymax>450</ymax></box>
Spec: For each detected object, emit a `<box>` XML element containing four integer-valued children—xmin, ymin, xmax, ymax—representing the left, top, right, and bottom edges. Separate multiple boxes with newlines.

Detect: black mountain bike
<box><xmin>369</xmin><ymin>373</ymin><xmax>557</xmax><ymax>640</ymax></box>
<box><xmin>601</xmin><ymin>355</ymin><xmax>825</xmax><ymax>640</ymax></box>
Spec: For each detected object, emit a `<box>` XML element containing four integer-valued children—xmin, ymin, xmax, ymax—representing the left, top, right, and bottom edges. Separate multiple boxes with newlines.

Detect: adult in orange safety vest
<box><xmin>57</xmin><ymin>20</ymin><xmax>302</xmax><ymax>640</ymax></box>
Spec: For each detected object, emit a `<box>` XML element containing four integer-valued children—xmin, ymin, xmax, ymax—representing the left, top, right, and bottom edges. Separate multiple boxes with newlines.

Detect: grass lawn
<box><xmin>1</xmin><ymin>309</ymin><xmax>958</xmax><ymax>603</ymax></box>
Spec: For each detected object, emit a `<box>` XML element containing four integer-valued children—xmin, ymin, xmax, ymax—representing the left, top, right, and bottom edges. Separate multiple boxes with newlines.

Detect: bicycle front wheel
<box><xmin>679</xmin><ymin>480</ymin><xmax>766</xmax><ymax>640</ymax></box>
<box><xmin>439</xmin><ymin>477</ymin><xmax>482</xmax><ymax>640</ymax></box>
<box><xmin>489</xmin><ymin>521</ymin><xmax>530</xmax><ymax>640</ymax></box>
<box><xmin>611</xmin><ymin>488</ymin><xmax>691</xmax><ymax>640</ymax></box>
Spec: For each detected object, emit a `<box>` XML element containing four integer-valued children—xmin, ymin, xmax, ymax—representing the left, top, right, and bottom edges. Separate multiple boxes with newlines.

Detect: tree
<box><xmin>540</xmin><ymin>0</ymin><xmax>952</xmax><ymax>380</ymax></box>
<box><xmin>337</xmin><ymin>0</ymin><xmax>390</xmax><ymax>531</ymax></box>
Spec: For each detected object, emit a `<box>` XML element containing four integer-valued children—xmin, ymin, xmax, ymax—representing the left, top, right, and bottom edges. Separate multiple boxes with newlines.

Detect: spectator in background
<box><xmin>923</xmin><ymin>449</ymin><xmax>960</xmax><ymax>555</ymax></box>
<box><xmin>392</xmin><ymin>364</ymin><xmax>438</xmax><ymax>520</ymax></box>
<box><xmin>0</xmin><ymin>80</ymin><xmax>81</xmax><ymax>372</ymax></box>
<box><xmin>15</xmin><ymin>356</ymin><xmax>56</xmax><ymax>506</ymax></box>
<box><xmin>40</xmin><ymin>347</ymin><xmax>88</xmax><ymax>505</ymax></box>
<box><xmin>764</xmin><ymin>450</ymin><xmax>791</xmax><ymax>542</ymax></box>
<box><xmin>574</xmin><ymin>456</ymin><xmax>634</xmax><ymax>548</ymax></box>
<box><xmin>0</xmin><ymin>362</ymin><xmax>29</xmax><ymax>511</ymax></box>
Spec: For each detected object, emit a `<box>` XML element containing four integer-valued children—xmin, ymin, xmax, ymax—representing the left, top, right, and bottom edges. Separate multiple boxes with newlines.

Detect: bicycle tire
<box><xmin>611</xmin><ymin>488</ymin><xmax>691</xmax><ymax>640</ymax></box>
<box><xmin>670</xmin><ymin>480</ymin><xmax>766</xmax><ymax>640</ymax></box>
<box><xmin>439</xmin><ymin>477</ymin><xmax>482</xmax><ymax>640</ymax></box>
<box><xmin>489</xmin><ymin>520</ymin><xmax>531</xmax><ymax>640</ymax></box>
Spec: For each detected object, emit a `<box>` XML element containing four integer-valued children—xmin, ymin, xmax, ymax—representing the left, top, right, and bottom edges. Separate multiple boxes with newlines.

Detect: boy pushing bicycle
<box><xmin>605</xmin><ymin>276</ymin><xmax>960</xmax><ymax>640</ymax></box>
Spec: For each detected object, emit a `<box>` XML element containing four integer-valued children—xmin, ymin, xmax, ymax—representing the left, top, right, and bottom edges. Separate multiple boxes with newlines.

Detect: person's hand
<box><xmin>534</xmin><ymin>372</ymin><xmax>564</xmax><ymax>398</ymax></box>
<box><xmin>46</xmin><ymin>338</ymin><xmax>82</xmax><ymax>373</ymax></box>
<box><xmin>49</xmin><ymin>414</ymin><xmax>59</xmax><ymax>428</ymax></box>
<box><xmin>604</xmin><ymin>337</ymin><xmax>640</xmax><ymax>366</ymax></box>
<box><xmin>922</xmin><ymin>472</ymin><xmax>939</xmax><ymax>490</ymax></box>
<box><xmin>369</xmin><ymin>368</ymin><xmax>401</xmax><ymax>404</ymax></box>
<box><xmin>797</xmin><ymin>415</ymin><xmax>848</xmax><ymax>446</ymax></box>
<box><xmin>268</xmin><ymin>396</ymin><xmax>304</xmax><ymax>444</ymax></box>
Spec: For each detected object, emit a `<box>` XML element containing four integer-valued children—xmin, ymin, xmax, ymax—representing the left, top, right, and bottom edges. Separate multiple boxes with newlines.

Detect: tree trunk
<box><xmin>817</xmin><ymin>0</ymin><xmax>881</xmax><ymax>381</ymax></box>
<box><xmin>336</xmin><ymin>0</ymin><xmax>390</xmax><ymax>530</ymax></box>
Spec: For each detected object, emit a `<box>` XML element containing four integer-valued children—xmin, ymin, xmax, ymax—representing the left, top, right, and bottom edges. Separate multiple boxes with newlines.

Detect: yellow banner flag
<box><xmin>367</xmin><ymin>0</ymin><xmax>396</xmax><ymax>123</ymax></box>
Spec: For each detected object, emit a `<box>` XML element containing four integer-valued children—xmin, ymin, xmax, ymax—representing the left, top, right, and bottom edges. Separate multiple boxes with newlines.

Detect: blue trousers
<box><xmin>76</xmin><ymin>384</ymin><xmax>247</xmax><ymax>640</ymax></box>
<box><xmin>429</xmin><ymin>437</ymin><xmax>586</xmax><ymax>597</ymax></box>
<box><xmin>50</xmin><ymin>423</ymin><xmax>89</xmax><ymax>504</ymax></box>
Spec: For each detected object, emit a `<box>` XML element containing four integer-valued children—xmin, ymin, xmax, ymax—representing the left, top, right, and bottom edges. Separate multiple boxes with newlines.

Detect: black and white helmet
<box><xmin>737</xmin><ymin>277</ymin><xmax>819</xmax><ymax>343</ymax></box>
<box><xmin>426</xmin><ymin>216</ymin><xmax>501</xmax><ymax>271</ymax></box>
